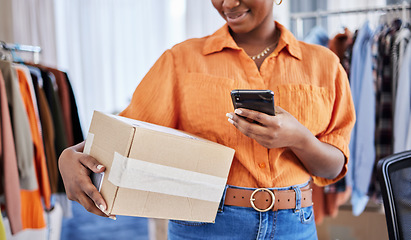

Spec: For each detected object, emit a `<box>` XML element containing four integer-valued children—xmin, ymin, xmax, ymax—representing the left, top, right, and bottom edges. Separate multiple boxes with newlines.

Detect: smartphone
<box><xmin>231</xmin><ymin>89</ymin><xmax>275</xmax><ymax>116</ymax></box>
<box><xmin>91</xmin><ymin>172</ymin><xmax>105</xmax><ymax>192</ymax></box>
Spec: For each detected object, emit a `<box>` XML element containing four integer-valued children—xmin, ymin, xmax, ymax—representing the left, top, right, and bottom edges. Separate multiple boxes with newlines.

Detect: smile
<box><xmin>224</xmin><ymin>10</ymin><xmax>249</xmax><ymax>23</ymax></box>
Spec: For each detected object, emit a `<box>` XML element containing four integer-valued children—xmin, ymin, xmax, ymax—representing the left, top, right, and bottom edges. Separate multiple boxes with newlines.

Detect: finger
<box><xmin>77</xmin><ymin>193</ymin><xmax>109</xmax><ymax>217</ymax></box>
<box><xmin>231</xmin><ymin>113</ymin><xmax>268</xmax><ymax>138</ymax></box>
<box><xmin>77</xmin><ymin>153</ymin><xmax>106</xmax><ymax>173</ymax></box>
<box><xmin>227</xmin><ymin>111</ymin><xmax>262</xmax><ymax>132</ymax></box>
<box><xmin>79</xmin><ymin>178</ymin><xmax>118</xmax><ymax>220</ymax></box>
<box><xmin>80</xmin><ymin>175</ymin><xmax>108</xmax><ymax>214</ymax></box>
<box><xmin>234</xmin><ymin>108</ymin><xmax>271</xmax><ymax>126</ymax></box>
<box><xmin>237</xmin><ymin>121</ymin><xmax>267</xmax><ymax>139</ymax></box>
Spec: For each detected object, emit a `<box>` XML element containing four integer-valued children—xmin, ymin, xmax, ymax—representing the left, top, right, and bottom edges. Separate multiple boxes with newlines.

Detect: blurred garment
<box><xmin>394</xmin><ymin>39</ymin><xmax>411</xmax><ymax>153</ymax></box>
<box><xmin>347</xmin><ymin>21</ymin><xmax>376</xmax><ymax>216</ymax></box>
<box><xmin>0</xmin><ymin>70</ymin><xmax>23</xmax><ymax>234</ymax></box>
<box><xmin>304</xmin><ymin>26</ymin><xmax>329</xmax><ymax>47</ymax></box>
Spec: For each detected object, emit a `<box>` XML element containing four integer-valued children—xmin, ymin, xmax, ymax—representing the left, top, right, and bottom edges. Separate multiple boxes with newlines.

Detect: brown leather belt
<box><xmin>224</xmin><ymin>187</ymin><xmax>313</xmax><ymax>212</ymax></box>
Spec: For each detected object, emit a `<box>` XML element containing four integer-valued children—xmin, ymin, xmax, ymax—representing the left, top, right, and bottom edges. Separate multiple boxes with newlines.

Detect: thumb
<box><xmin>274</xmin><ymin>106</ymin><xmax>287</xmax><ymax>115</ymax></box>
<box><xmin>77</xmin><ymin>152</ymin><xmax>106</xmax><ymax>173</ymax></box>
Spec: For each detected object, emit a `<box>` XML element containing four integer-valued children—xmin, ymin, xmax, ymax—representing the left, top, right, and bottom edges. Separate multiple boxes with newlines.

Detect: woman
<box><xmin>59</xmin><ymin>0</ymin><xmax>355</xmax><ymax>239</ymax></box>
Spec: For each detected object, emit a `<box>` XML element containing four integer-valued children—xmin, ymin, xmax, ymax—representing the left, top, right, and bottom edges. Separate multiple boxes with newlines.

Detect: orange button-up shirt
<box><xmin>120</xmin><ymin>22</ymin><xmax>356</xmax><ymax>188</ymax></box>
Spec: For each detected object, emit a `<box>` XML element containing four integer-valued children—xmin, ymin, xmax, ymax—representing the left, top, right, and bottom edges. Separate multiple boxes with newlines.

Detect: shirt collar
<box><xmin>203</xmin><ymin>21</ymin><xmax>302</xmax><ymax>60</ymax></box>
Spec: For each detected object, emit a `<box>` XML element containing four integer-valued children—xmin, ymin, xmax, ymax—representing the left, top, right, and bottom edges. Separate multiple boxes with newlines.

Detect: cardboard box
<box><xmin>83</xmin><ymin>111</ymin><xmax>235</xmax><ymax>222</ymax></box>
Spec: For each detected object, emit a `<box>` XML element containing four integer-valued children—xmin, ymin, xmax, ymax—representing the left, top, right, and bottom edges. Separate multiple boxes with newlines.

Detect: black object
<box><xmin>377</xmin><ymin>150</ymin><xmax>411</xmax><ymax>240</ymax></box>
<box><xmin>230</xmin><ymin>89</ymin><xmax>275</xmax><ymax>116</ymax></box>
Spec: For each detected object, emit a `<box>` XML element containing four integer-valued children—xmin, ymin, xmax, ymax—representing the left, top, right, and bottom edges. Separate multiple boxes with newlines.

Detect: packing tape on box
<box><xmin>83</xmin><ymin>133</ymin><xmax>94</xmax><ymax>154</ymax></box>
<box><xmin>108</xmin><ymin>152</ymin><xmax>227</xmax><ymax>203</ymax></box>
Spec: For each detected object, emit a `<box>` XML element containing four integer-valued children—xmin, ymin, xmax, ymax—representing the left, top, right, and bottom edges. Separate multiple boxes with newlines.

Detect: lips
<box><xmin>224</xmin><ymin>10</ymin><xmax>249</xmax><ymax>23</ymax></box>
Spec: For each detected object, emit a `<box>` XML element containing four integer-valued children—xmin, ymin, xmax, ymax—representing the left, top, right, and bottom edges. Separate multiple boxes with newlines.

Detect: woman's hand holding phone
<box><xmin>228</xmin><ymin>90</ymin><xmax>311</xmax><ymax>150</ymax></box>
<box><xmin>226</xmin><ymin>106</ymin><xmax>309</xmax><ymax>149</ymax></box>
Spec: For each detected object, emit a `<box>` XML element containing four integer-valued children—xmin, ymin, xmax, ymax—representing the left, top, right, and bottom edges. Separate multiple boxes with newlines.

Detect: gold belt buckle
<box><xmin>250</xmin><ymin>188</ymin><xmax>275</xmax><ymax>212</ymax></box>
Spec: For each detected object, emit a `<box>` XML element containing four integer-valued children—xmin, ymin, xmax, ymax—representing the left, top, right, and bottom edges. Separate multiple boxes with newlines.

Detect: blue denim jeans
<box><xmin>168</xmin><ymin>182</ymin><xmax>317</xmax><ymax>240</ymax></box>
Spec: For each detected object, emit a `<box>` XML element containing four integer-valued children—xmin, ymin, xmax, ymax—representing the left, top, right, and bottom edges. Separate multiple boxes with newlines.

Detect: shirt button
<box><xmin>258</xmin><ymin>163</ymin><xmax>266</xmax><ymax>169</ymax></box>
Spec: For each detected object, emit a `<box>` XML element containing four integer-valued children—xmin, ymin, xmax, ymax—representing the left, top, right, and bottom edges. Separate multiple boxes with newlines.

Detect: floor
<box><xmin>61</xmin><ymin>201</ymin><xmax>149</xmax><ymax>240</ymax></box>
<box><xmin>316</xmin><ymin>206</ymin><xmax>388</xmax><ymax>240</ymax></box>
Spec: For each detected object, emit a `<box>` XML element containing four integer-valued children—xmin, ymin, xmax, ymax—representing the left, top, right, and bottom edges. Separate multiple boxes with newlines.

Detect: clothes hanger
<box><xmin>0</xmin><ymin>41</ymin><xmax>13</xmax><ymax>62</ymax></box>
<box><xmin>0</xmin><ymin>41</ymin><xmax>41</xmax><ymax>64</ymax></box>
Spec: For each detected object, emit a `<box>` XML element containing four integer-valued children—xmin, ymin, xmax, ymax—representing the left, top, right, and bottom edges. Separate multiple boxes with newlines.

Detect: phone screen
<box><xmin>230</xmin><ymin>89</ymin><xmax>275</xmax><ymax>116</ymax></box>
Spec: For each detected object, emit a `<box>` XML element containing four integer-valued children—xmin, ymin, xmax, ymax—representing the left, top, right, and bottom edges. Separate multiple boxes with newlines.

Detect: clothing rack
<box><xmin>290</xmin><ymin>2</ymin><xmax>411</xmax><ymax>39</ymax></box>
<box><xmin>290</xmin><ymin>2</ymin><xmax>411</xmax><ymax>20</ymax></box>
<box><xmin>0</xmin><ymin>41</ymin><xmax>41</xmax><ymax>64</ymax></box>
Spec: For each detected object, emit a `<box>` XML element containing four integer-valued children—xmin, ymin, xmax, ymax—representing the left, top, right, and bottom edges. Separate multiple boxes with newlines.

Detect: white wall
<box><xmin>0</xmin><ymin>0</ymin><xmax>14</xmax><ymax>43</ymax></box>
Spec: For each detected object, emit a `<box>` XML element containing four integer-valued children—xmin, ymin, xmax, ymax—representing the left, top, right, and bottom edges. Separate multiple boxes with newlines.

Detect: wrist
<box><xmin>290</xmin><ymin>127</ymin><xmax>314</xmax><ymax>152</ymax></box>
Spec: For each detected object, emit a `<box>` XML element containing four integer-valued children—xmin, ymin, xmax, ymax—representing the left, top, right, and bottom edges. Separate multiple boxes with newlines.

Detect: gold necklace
<box><xmin>249</xmin><ymin>42</ymin><xmax>277</xmax><ymax>60</ymax></box>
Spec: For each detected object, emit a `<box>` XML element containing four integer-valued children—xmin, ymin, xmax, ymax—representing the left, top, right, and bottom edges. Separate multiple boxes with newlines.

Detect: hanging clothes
<box><xmin>40</xmin><ymin>69</ymin><xmax>68</xmax><ymax>161</ymax></box>
<box><xmin>14</xmin><ymin>65</ymin><xmax>52</xmax><ymax>210</ymax></box>
<box><xmin>303</xmin><ymin>26</ymin><xmax>330</xmax><ymax>47</ymax></box>
<box><xmin>1</xmin><ymin>42</ymin><xmax>84</xmax><ymax>236</ymax></box>
<box><xmin>329</xmin><ymin>28</ymin><xmax>354</xmax><ymax>75</ymax></box>
<box><xmin>39</xmin><ymin>67</ymin><xmax>70</xmax><ymax>194</ymax></box>
<box><xmin>347</xmin><ymin>21</ymin><xmax>376</xmax><ymax>216</ymax></box>
<box><xmin>64</xmin><ymin>71</ymin><xmax>84</xmax><ymax>145</ymax></box>
<box><xmin>26</xmin><ymin>64</ymin><xmax>84</xmax><ymax>192</ymax></box>
<box><xmin>391</xmin><ymin>26</ymin><xmax>411</xmax><ymax>109</ymax></box>
<box><xmin>0</xmin><ymin>60</ymin><xmax>46</xmax><ymax>230</ymax></box>
<box><xmin>375</xmin><ymin>20</ymin><xmax>402</xmax><ymax>164</ymax></box>
<box><xmin>19</xmin><ymin>189</ymin><xmax>46</xmax><ymax>229</ymax></box>
<box><xmin>394</xmin><ymin>38</ymin><xmax>411</xmax><ymax>153</ymax></box>
<box><xmin>28</xmin><ymin>65</ymin><xmax>59</xmax><ymax>194</ymax></box>
<box><xmin>43</xmin><ymin>67</ymin><xmax>74</xmax><ymax>146</ymax></box>
<box><xmin>0</xmin><ymin>70</ymin><xmax>23</xmax><ymax>235</ymax></box>
<box><xmin>27</xmin><ymin>64</ymin><xmax>74</xmax><ymax>145</ymax></box>
<box><xmin>0</xmin><ymin>60</ymin><xmax>37</xmax><ymax>191</ymax></box>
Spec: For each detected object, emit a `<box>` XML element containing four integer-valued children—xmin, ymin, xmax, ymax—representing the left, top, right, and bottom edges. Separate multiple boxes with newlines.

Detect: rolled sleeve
<box><xmin>314</xmin><ymin>64</ymin><xmax>356</xmax><ymax>186</ymax></box>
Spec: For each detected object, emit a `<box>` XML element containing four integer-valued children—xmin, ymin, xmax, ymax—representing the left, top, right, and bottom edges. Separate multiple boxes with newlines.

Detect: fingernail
<box><xmin>226</xmin><ymin>113</ymin><xmax>233</xmax><ymax>119</ymax></box>
<box><xmin>228</xmin><ymin>118</ymin><xmax>234</xmax><ymax>124</ymax></box>
<box><xmin>97</xmin><ymin>165</ymin><xmax>104</xmax><ymax>170</ymax></box>
<box><xmin>109</xmin><ymin>216</ymin><xmax>117</xmax><ymax>220</ymax></box>
<box><xmin>234</xmin><ymin>109</ymin><xmax>242</xmax><ymax>114</ymax></box>
<box><xmin>99</xmin><ymin>204</ymin><xmax>106</xmax><ymax>212</ymax></box>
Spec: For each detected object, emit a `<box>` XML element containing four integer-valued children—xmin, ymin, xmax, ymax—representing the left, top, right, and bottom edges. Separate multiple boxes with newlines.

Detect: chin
<box><xmin>228</xmin><ymin>24</ymin><xmax>252</xmax><ymax>34</ymax></box>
